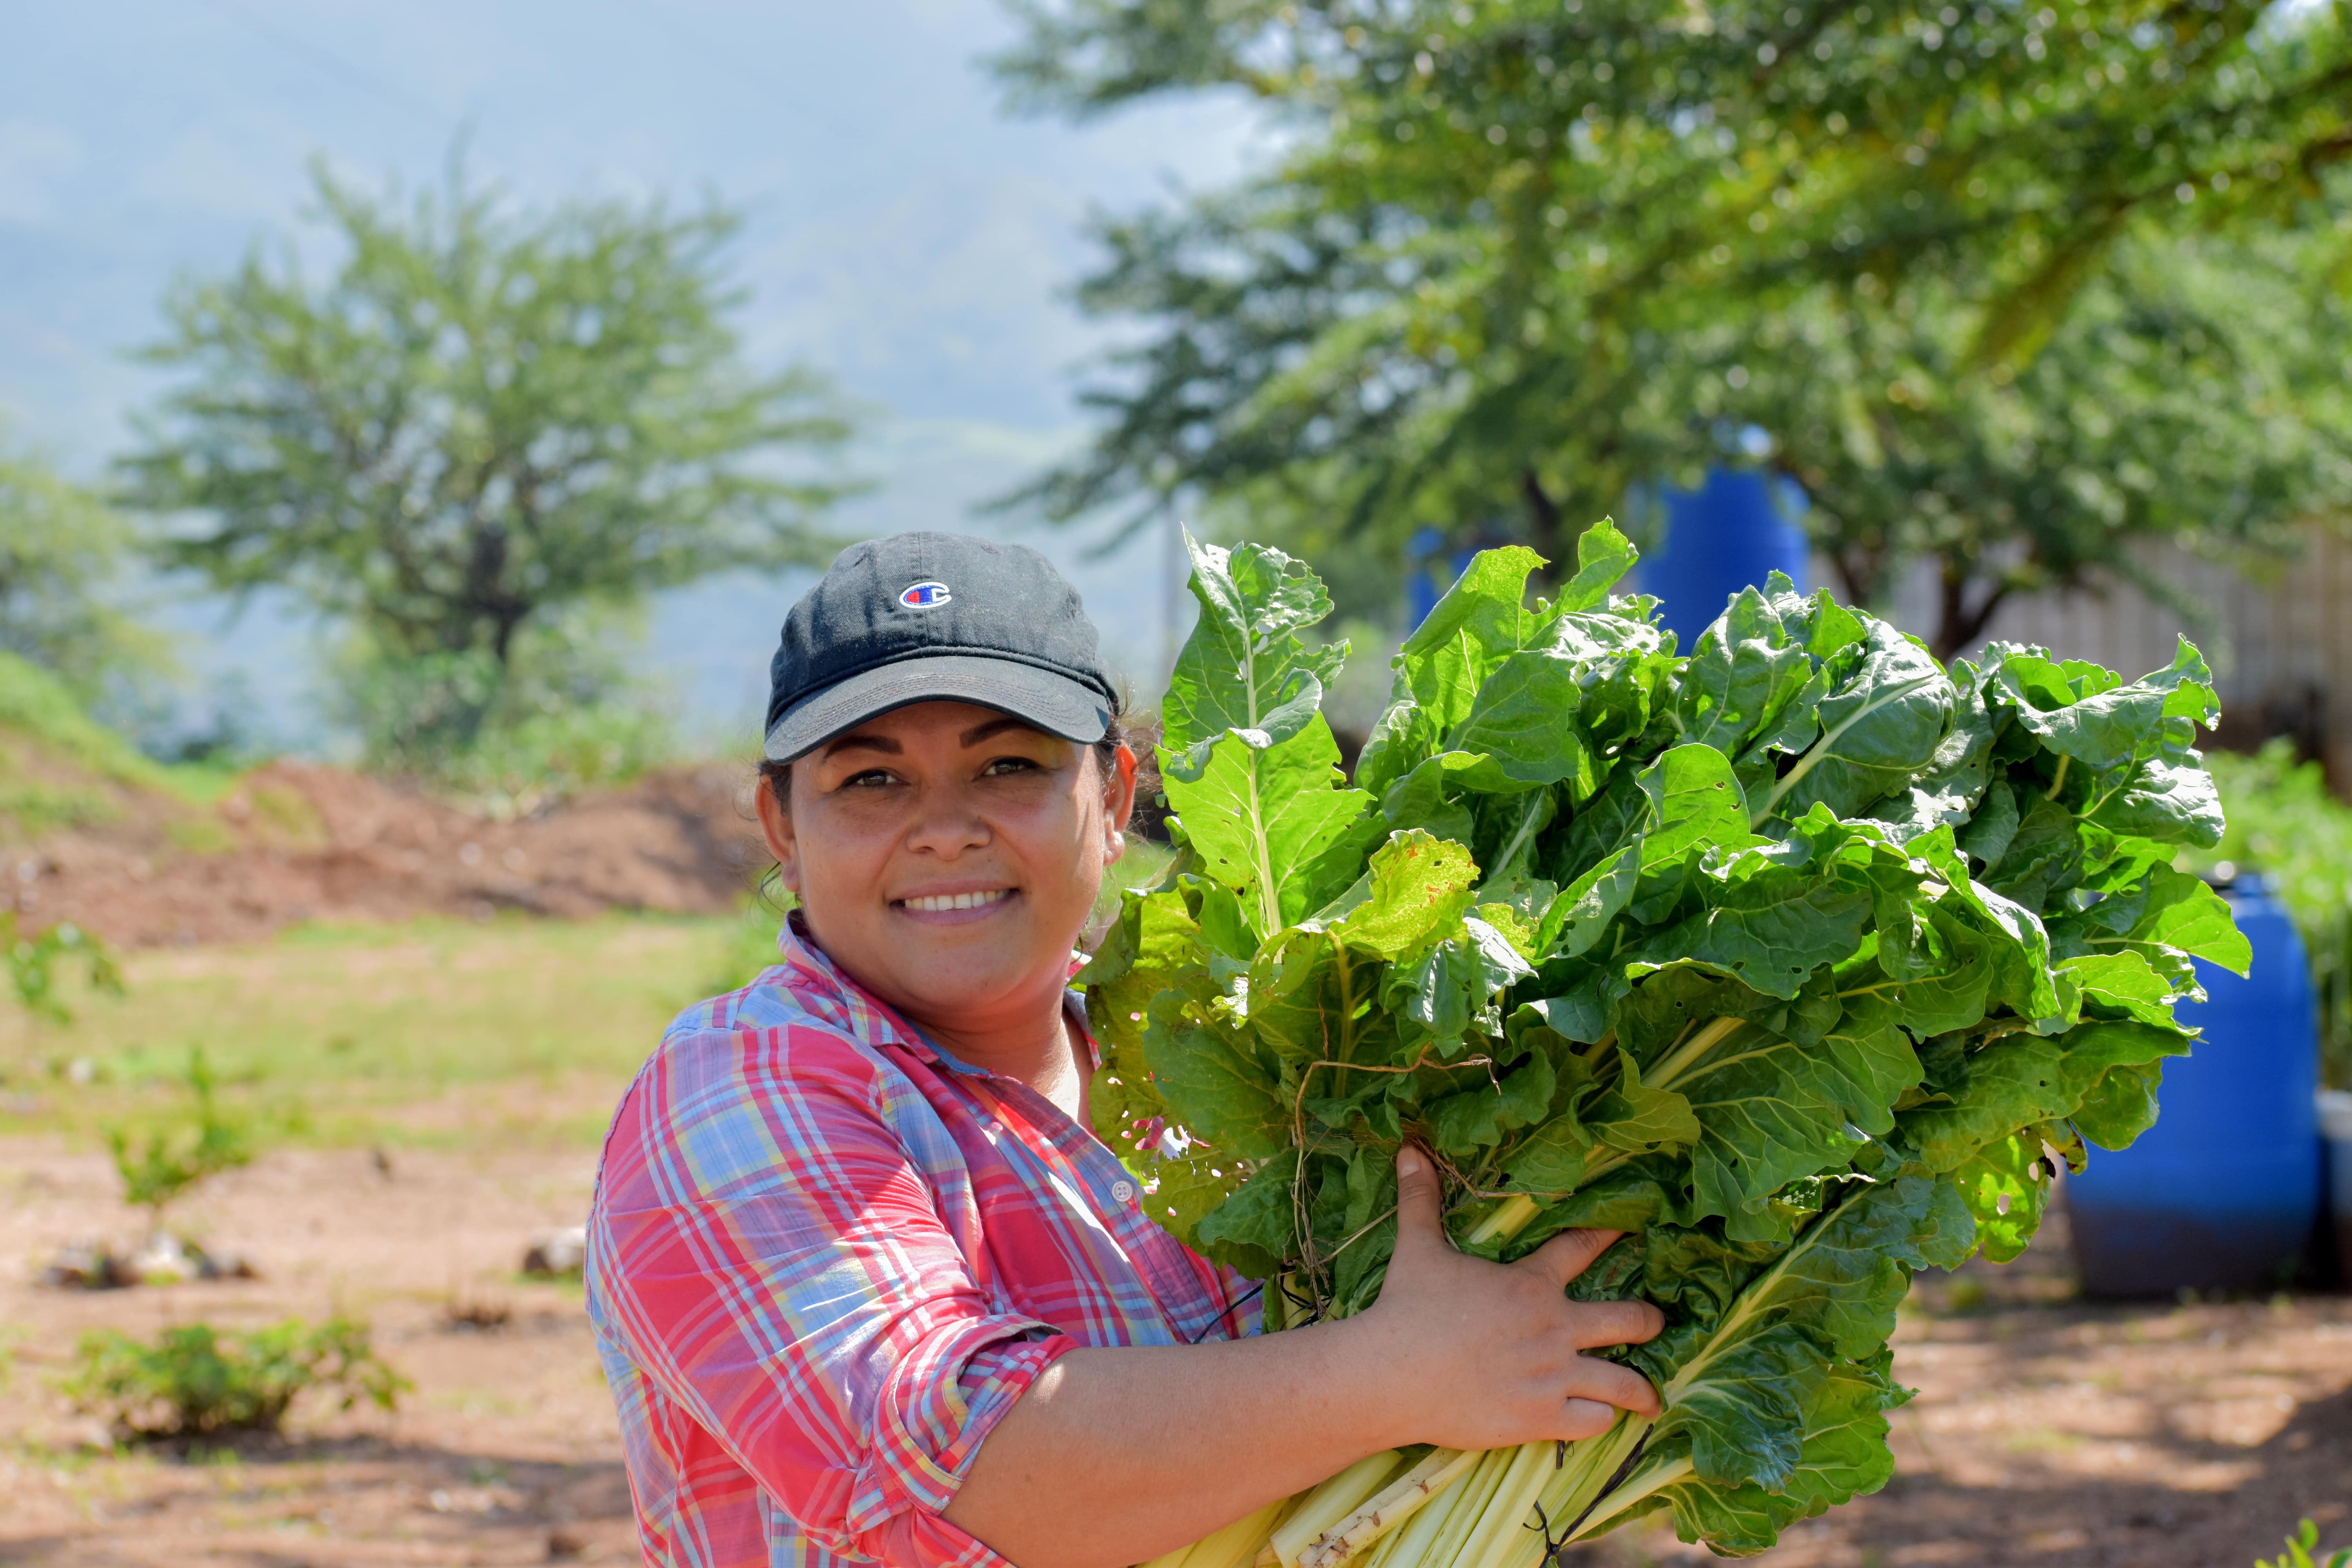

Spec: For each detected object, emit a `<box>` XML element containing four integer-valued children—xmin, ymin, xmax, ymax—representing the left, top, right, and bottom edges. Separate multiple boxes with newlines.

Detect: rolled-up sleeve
<box><xmin>588</xmin><ymin>1022</ymin><xmax>1075</xmax><ymax>1566</ymax></box>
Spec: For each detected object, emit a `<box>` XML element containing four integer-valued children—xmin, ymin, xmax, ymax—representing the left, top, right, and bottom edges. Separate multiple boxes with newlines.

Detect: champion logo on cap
<box><xmin>898</xmin><ymin>581</ymin><xmax>952</xmax><ymax>610</ymax></box>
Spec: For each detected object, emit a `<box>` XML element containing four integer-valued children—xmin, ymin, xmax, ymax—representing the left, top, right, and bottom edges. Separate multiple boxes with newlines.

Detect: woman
<box><xmin>586</xmin><ymin>532</ymin><xmax>1664</xmax><ymax>1568</ymax></box>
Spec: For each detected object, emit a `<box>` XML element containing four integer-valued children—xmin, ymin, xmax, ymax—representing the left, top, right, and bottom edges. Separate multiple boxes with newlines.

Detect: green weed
<box><xmin>60</xmin><ymin>1317</ymin><xmax>409</xmax><ymax>1441</ymax></box>
<box><xmin>2259</xmin><ymin>1519</ymin><xmax>2350</xmax><ymax>1568</ymax></box>
<box><xmin>5</xmin><ymin>911</ymin><xmax>123</xmax><ymax>1025</ymax></box>
<box><xmin>103</xmin><ymin>1047</ymin><xmax>256</xmax><ymax>1228</ymax></box>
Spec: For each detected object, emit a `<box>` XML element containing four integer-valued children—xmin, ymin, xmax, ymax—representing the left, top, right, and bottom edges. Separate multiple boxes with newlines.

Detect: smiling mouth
<box><xmin>897</xmin><ymin>889</ymin><xmax>1014</xmax><ymax>913</ymax></box>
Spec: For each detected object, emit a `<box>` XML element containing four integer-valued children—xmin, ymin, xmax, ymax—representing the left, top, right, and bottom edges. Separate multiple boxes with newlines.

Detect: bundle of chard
<box><xmin>1083</xmin><ymin>522</ymin><xmax>2249</xmax><ymax>1566</ymax></box>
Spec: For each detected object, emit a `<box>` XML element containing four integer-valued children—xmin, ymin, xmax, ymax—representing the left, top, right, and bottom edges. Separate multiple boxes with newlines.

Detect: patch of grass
<box><xmin>695</xmin><ymin>892</ymin><xmax>793</xmax><ymax>1001</ymax></box>
<box><xmin>164</xmin><ymin>817</ymin><xmax>235</xmax><ymax>855</ymax></box>
<box><xmin>0</xmin><ymin>768</ymin><xmax>122</xmax><ymax>836</ymax></box>
<box><xmin>242</xmin><ymin>782</ymin><xmax>327</xmax><ymax>848</ymax></box>
<box><xmin>0</xmin><ymin>651</ymin><xmax>174</xmax><ymax>794</ymax></box>
<box><xmin>0</xmin><ymin>911</ymin><xmax>739</xmax><ymax>1146</ymax></box>
<box><xmin>1</xmin><ymin>845</ymin><xmax>1187</xmax><ymax>1147</ymax></box>
<box><xmin>0</xmin><ymin>653</ymin><xmax>263</xmax><ymax>843</ymax></box>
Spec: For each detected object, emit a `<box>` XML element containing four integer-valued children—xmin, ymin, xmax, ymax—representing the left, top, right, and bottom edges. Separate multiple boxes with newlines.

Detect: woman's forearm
<box><xmin>940</xmin><ymin>1152</ymin><xmax>1665</xmax><ymax>1568</ymax></box>
<box><xmin>942</xmin><ymin>1314</ymin><xmax>1404</xmax><ymax>1568</ymax></box>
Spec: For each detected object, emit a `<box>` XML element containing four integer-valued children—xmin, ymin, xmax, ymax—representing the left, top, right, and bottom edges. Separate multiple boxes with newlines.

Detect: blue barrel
<box><xmin>2066</xmin><ymin>873</ymin><xmax>2321</xmax><ymax>1296</ymax></box>
<box><xmin>1632</xmin><ymin>466</ymin><xmax>1811</xmax><ymax>646</ymax></box>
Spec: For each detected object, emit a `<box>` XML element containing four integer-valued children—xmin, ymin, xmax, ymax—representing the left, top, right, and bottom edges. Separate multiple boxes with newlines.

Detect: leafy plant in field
<box><xmin>4</xmin><ymin>912</ymin><xmax>123</xmax><ymax>1025</ymax></box>
<box><xmin>2192</xmin><ymin>740</ymin><xmax>2352</xmax><ymax>1089</ymax></box>
<box><xmin>1084</xmin><ymin>523</ymin><xmax>2242</xmax><ymax>1564</ymax></box>
<box><xmin>2261</xmin><ymin>1519</ymin><xmax>2352</xmax><ymax>1568</ymax></box>
<box><xmin>61</xmin><ymin>1316</ymin><xmax>408</xmax><ymax>1441</ymax></box>
<box><xmin>104</xmin><ymin>1048</ymin><xmax>256</xmax><ymax>1232</ymax></box>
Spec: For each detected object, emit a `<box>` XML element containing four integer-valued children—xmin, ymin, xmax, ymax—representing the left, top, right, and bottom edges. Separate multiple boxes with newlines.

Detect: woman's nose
<box><xmin>903</xmin><ymin>784</ymin><xmax>991</xmax><ymax>855</ymax></box>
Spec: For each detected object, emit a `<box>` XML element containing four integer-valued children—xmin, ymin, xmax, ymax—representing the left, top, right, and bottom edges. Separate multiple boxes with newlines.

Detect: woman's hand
<box><xmin>946</xmin><ymin>1144</ymin><xmax>1664</xmax><ymax>1568</ymax></box>
<box><xmin>1351</xmin><ymin>1145</ymin><xmax>1664</xmax><ymax>1451</ymax></box>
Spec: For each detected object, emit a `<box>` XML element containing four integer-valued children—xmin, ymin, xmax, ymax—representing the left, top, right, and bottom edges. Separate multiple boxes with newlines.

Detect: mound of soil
<box><xmin>7</xmin><ymin>760</ymin><xmax>771</xmax><ymax>948</ymax></box>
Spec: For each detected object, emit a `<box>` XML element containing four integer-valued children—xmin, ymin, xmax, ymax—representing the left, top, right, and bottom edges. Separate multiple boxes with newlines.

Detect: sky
<box><xmin>0</xmin><ymin>0</ymin><xmax>1264</xmax><ymax>749</ymax></box>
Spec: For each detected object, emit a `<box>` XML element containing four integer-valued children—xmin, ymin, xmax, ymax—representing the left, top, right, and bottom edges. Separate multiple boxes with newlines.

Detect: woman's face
<box><xmin>757</xmin><ymin>700</ymin><xmax>1137</xmax><ymax>1039</ymax></box>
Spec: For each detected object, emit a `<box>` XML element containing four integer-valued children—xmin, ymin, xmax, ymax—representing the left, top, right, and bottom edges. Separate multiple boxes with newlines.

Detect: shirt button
<box><xmin>1110</xmin><ymin>1180</ymin><xmax>1135</xmax><ymax>1204</ymax></box>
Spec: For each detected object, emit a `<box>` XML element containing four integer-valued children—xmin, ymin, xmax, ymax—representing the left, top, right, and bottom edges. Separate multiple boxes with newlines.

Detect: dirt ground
<box><xmin>11</xmin><ymin>759</ymin><xmax>771</xmax><ymax>949</ymax></box>
<box><xmin>1591</xmin><ymin>1212</ymin><xmax>2352</xmax><ymax>1568</ymax></box>
<box><xmin>3</xmin><ymin>1132</ymin><xmax>2348</xmax><ymax>1568</ymax></box>
<box><xmin>0</xmin><ymin>1132</ymin><xmax>634</xmax><ymax>1567</ymax></box>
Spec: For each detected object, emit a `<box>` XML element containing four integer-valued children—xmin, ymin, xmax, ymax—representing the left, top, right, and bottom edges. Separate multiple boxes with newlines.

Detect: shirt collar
<box><xmin>774</xmin><ymin>911</ymin><xmax>1099</xmax><ymax>1076</ymax></box>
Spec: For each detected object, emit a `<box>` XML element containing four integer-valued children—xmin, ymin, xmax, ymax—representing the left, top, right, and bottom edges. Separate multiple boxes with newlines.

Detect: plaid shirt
<box><xmin>586</xmin><ymin>917</ymin><xmax>1257</xmax><ymax>1568</ymax></box>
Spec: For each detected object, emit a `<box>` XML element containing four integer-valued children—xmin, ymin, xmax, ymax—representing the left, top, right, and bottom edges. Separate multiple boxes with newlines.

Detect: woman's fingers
<box><xmin>1568</xmin><ymin>1296</ymin><xmax>1666</xmax><ymax>1351</ymax></box>
<box><xmin>1374</xmin><ymin>1147</ymin><xmax>1669</xmax><ymax>1450</ymax></box>
<box><xmin>1557</xmin><ymin>1397</ymin><xmax>1622</xmax><ymax>1441</ymax></box>
<box><xmin>1564</xmin><ymin>1355</ymin><xmax>1662</xmax><ymax>1420</ymax></box>
<box><xmin>1520</xmin><ymin>1226</ymin><xmax>1622</xmax><ymax>1286</ymax></box>
<box><xmin>1390</xmin><ymin>1145</ymin><xmax>1446</xmax><ymax>1258</ymax></box>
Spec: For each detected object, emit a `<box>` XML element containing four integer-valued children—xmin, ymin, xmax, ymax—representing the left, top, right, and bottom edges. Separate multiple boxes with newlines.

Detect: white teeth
<box><xmin>903</xmin><ymin>889</ymin><xmax>1009</xmax><ymax>913</ymax></box>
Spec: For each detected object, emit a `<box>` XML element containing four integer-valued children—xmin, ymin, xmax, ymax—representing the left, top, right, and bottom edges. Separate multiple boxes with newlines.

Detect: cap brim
<box><xmin>762</xmin><ymin>653</ymin><xmax>1113</xmax><ymax>762</ymax></box>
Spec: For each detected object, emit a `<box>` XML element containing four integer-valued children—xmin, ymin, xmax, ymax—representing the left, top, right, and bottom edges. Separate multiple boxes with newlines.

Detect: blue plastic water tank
<box><xmin>2065</xmin><ymin>873</ymin><xmax>2321</xmax><ymax>1296</ymax></box>
<box><xmin>1405</xmin><ymin>526</ymin><xmax>1457</xmax><ymax>631</ymax></box>
<box><xmin>1632</xmin><ymin>467</ymin><xmax>1811</xmax><ymax>646</ymax></box>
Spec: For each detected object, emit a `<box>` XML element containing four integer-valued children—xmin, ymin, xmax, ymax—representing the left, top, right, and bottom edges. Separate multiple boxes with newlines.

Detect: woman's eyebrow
<box><xmin>959</xmin><ymin>715</ymin><xmax>1045</xmax><ymax>747</ymax></box>
<box><xmin>821</xmin><ymin>733</ymin><xmax>901</xmax><ymax>758</ymax></box>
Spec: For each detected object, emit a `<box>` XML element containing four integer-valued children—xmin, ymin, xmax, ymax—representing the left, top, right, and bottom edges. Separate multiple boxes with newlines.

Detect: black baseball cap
<box><xmin>762</xmin><ymin>532</ymin><xmax>1119</xmax><ymax>762</ymax></box>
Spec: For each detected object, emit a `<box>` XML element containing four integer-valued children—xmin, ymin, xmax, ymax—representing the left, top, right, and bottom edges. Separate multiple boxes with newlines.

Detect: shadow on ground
<box><xmin>0</xmin><ymin>1433</ymin><xmax>634</xmax><ymax>1568</ymax></box>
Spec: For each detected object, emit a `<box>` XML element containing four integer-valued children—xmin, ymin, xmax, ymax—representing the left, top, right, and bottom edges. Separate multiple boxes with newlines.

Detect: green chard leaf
<box><xmin>1550</xmin><ymin>515</ymin><xmax>1639</xmax><ymax>613</ymax></box>
<box><xmin>1160</xmin><ymin>531</ymin><xmax>1346</xmax><ymax>775</ymax></box>
<box><xmin>1102</xmin><ymin>521</ymin><xmax>2246</xmax><ymax>1564</ymax></box>
<box><xmin>1394</xmin><ymin>545</ymin><xmax>1549</xmax><ymax>734</ymax></box>
<box><xmin>1165</xmin><ymin>718</ymin><xmax>1376</xmax><ymax>940</ymax></box>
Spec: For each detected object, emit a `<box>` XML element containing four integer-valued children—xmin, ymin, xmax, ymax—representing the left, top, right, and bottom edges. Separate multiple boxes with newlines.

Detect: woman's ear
<box><xmin>755</xmin><ymin>774</ymin><xmax>803</xmax><ymax>896</ymax></box>
<box><xmin>1102</xmin><ymin>743</ymin><xmax>1139</xmax><ymax>865</ymax></box>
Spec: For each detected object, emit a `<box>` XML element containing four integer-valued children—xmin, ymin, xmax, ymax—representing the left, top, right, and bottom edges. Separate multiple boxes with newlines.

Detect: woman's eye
<box><xmin>981</xmin><ymin>756</ymin><xmax>1041</xmax><ymax>777</ymax></box>
<box><xmin>841</xmin><ymin>769</ymin><xmax>897</xmax><ymax>789</ymax></box>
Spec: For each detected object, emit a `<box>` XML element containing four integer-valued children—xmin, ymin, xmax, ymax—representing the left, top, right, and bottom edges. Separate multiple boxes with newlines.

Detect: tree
<box><xmin>995</xmin><ymin>0</ymin><xmax>2352</xmax><ymax>652</ymax></box>
<box><xmin>122</xmin><ymin>158</ymin><xmax>860</xmax><ymax>742</ymax></box>
<box><xmin>1706</xmin><ymin>223</ymin><xmax>2352</xmax><ymax>652</ymax></box>
<box><xmin>0</xmin><ymin>433</ymin><xmax>167</xmax><ymax>699</ymax></box>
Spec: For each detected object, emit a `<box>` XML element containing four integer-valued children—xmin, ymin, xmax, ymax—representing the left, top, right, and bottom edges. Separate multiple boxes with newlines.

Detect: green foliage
<box><xmin>2261</xmin><ymin>1519</ymin><xmax>2352</xmax><ymax>1568</ymax></box>
<box><xmin>325</xmin><ymin>613</ymin><xmax>674</xmax><ymax>806</ymax></box>
<box><xmin>2193</xmin><ymin>739</ymin><xmax>2352</xmax><ymax>1087</ymax></box>
<box><xmin>0</xmin><ymin>647</ymin><xmax>177</xmax><ymax>787</ymax></box>
<box><xmin>121</xmin><ymin>154</ymin><xmax>862</xmax><ymax>769</ymax></box>
<box><xmin>104</xmin><ymin>1048</ymin><xmax>256</xmax><ymax>1225</ymax></box>
<box><xmin>0</xmin><ymin>430</ymin><xmax>169</xmax><ymax>700</ymax></box>
<box><xmin>697</xmin><ymin>893</ymin><xmax>795</xmax><ymax>1002</ymax></box>
<box><xmin>1085</xmin><ymin>523</ymin><xmax>2237</xmax><ymax>1554</ymax></box>
<box><xmin>61</xmin><ymin>1316</ymin><xmax>408</xmax><ymax>1441</ymax></box>
<box><xmin>4</xmin><ymin>912</ymin><xmax>123</xmax><ymax>1025</ymax></box>
<box><xmin>0</xmin><ymin>912</ymin><xmax>751</xmax><ymax>1154</ymax></box>
<box><xmin>996</xmin><ymin>0</ymin><xmax>2352</xmax><ymax>655</ymax></box>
